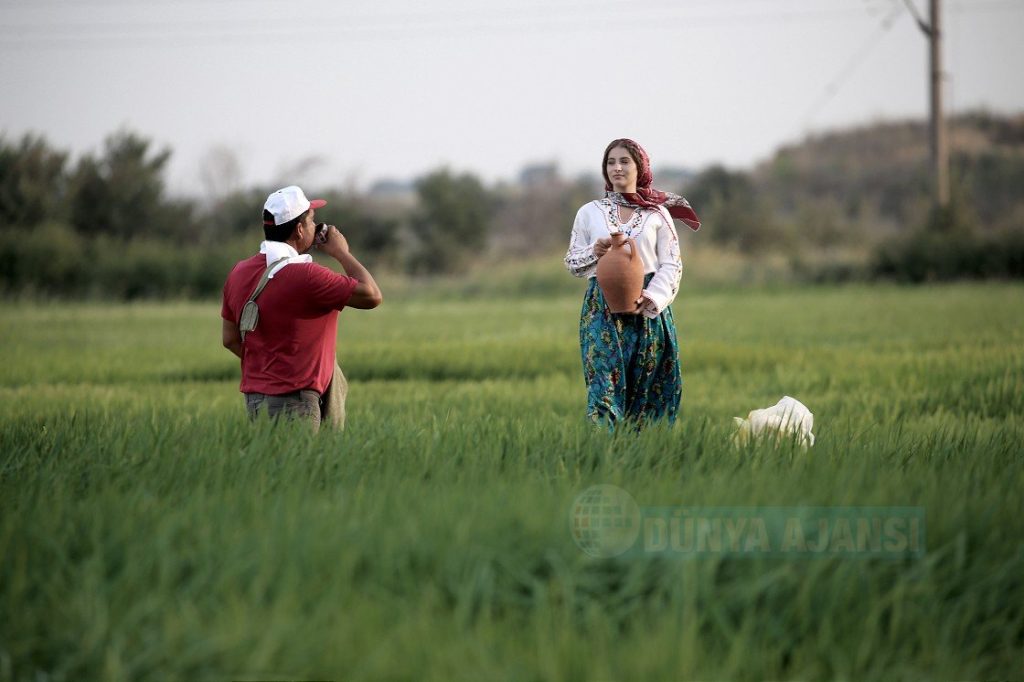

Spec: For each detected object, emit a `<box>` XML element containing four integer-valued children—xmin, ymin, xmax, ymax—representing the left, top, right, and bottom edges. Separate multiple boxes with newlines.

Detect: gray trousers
<box><xmin>243</xmin><ymin>364</ymin><xmax>347</xmax><ymax>433</ymax></box>
<box><xmin>245</xmin><ymin>389</ymin><xmax>322</xmax><ymax>431</ymax></box>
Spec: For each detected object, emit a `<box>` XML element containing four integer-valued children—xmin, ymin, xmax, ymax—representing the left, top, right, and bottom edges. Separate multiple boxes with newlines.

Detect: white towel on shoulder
<box><xmin>259</xmin><ymin>240</ymin><xmax>312</xmax><ymax>278</ymax></box>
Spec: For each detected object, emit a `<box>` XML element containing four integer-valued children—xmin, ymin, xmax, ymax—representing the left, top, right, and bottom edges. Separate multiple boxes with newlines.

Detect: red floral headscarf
<box><xmin>603</xmin><ymin>138</ymin><xmax>701</xmax><ymax>231</ymax></box>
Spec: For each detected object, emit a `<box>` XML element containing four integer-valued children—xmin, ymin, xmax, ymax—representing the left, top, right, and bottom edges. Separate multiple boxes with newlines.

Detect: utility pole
<box><xmin>929</xmin><ymin>0</ymin><xmax>948</xmax><ymax>208</ymax></box>
<box><xmin>905</xmin><ymin>0</ymin><xmax>948</xmax><ymax>209</ymax></box>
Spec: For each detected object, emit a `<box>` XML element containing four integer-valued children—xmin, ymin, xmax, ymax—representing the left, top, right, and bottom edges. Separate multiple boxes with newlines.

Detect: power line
<box><xmin>0</xmin><ymin>6</ymin><xmax>886</xmax><ymax>34</ymax></box>
<box><xmin>0</xmin><ymin>0</ymin><xmax>875</xmax><ymax>8</ymax></box>
<box><xmin>0</xmin><ymin>7</ymin><xmax>896</xmax><ymax>49</ymax></box>
<box><xmin>901</xmin><ymin>0</ymin><xmax>931</xmax><ymax>32</ymax></box>
<box><xmin>0</xmin><ymin>0</ymin><xmax>1014</xmax><ymax>49</ymax></box>
<box><xmin>801</xmin><ymin>1</ymin><xmax>906</xmax><ymax>127</ymax></box>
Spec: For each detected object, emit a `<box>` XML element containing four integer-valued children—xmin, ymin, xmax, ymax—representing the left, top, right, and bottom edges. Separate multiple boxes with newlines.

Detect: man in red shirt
<box><xmin>221</xmin><ymin>185</ymin><xmax>382</xmax><ymax>429</ymax></box>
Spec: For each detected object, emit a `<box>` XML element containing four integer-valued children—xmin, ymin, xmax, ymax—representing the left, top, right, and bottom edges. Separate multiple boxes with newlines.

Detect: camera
<box><xmin>314</xmin><ymin>222</ymin><xmax>329</xmax><ymax>245</ymax></box>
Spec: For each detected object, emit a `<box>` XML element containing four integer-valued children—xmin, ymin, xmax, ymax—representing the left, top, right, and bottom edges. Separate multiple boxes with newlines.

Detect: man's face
<box><xmin>296</xmin><ymin>208</ymin><xmax>316</xmax><ymax>252</ymax></box>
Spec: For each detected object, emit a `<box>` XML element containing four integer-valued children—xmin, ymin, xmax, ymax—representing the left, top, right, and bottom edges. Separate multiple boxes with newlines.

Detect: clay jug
<box><xmin>596</xmin><ymin>232</ymin><xmax>644</xmax><ymax>313</ymax></box>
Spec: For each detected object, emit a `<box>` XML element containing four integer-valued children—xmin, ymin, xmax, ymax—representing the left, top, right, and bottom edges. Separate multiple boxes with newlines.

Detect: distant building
<box><xmin>573</xmin><ymin>172</ymin><xmax>604</xmax><ymax>193</ymax></box>
<box><xmin>519</xmin><ymin>162</ymin><xmax>559</xmax><ymax>189</ymax></box>
<box><xmin>367</xmin><ymin>178</ymin><xmax>416</xmax><ymax>204</ymax></box>
<box><xmin>657</xmin><ymin>167</ymin><xmax>696</xmax><ymax>192</ymax></box>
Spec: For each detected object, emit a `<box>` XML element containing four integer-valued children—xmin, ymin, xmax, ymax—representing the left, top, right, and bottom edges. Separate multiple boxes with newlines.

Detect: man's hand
<box><xmin>318</xmin><ymin>225</ymin><xmax>349</xmax><ymax>258</ymax></box>
<box><xmin>316</xmin><ymin>225</ymin><xmax>383</xmax><ymax>309</ymax></box>
<box><xmin>594</xmin><ymin>237</ymin><xmax>612</xmax><ymax>258</ymax></box>
<box><xmin>222</xmin><ymin>318</ymin><xmax>243</xmax><ymax>358</ymax></box>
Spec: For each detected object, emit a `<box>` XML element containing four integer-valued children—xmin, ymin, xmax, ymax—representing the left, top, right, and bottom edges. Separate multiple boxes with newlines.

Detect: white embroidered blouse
<box><xmin>564</xmin><ymin>198</ymin><xmax>683</xmax><ymax>319</ymax></box>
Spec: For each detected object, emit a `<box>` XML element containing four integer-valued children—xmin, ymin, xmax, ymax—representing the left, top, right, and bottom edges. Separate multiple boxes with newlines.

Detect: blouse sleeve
<box><xmin>564</xmin><ymin>204</ymin><xmax>599</xmax><ymax>278</ymax></box>
<box><xmin>639</xmin><ymin>207</ymin><xmax>683</xmax><ymax>319</ymax></box>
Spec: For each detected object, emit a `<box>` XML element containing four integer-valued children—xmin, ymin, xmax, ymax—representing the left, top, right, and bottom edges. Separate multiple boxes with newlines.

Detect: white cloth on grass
<box><xmin>733</xmin><ymin>396</ymin><xmax>816</xmax><ymax>449</ymax></box>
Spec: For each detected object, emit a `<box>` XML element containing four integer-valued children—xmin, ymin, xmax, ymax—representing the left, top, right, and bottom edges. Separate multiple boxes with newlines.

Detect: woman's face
<box><xmin>606</xmin><ymin>146</ymin><xmax>638</xmax><ymax>193</ymax></box>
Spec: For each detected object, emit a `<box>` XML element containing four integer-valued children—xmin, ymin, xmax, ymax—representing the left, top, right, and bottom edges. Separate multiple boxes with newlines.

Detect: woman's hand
<box><xmin>625</xmin><ymin>294</ymin><xmax>654</xmax><ymax>315</ymax></box>
<box><xmin>593</xmin><ymin>237</ymin><xmax>612</xmax><ymax>258</ymax></box>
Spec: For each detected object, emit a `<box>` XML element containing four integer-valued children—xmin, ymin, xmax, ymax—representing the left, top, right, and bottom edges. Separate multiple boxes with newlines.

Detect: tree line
<box><xmin>0</xmin><ymin>130</ymin><xmax>516</xmax><ymax>297</ymax></box>
<box><xmin>2</xmin><ymin>113</ymin><xmax>1023</xmax><ymax>298</ymax></box>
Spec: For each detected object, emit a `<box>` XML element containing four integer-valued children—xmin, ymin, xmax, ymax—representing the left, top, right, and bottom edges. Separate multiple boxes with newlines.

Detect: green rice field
<box><xmin>1</xmin><ymin>282</ymin><xmax>1023</xmax><ymax>680</ymax></box>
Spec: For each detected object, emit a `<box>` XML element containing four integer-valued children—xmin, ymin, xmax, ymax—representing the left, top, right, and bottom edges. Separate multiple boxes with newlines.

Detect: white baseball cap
<box><xmin>263</xmin><ymin>185</ymin><xmax>327</xmax><ymax>226</ymax></box>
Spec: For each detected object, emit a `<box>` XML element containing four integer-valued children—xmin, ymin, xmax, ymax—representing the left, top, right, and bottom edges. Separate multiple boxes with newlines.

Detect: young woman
<box><xmin>564</xmin><ymin>139</ymin><xmax>700</xmax><ymax>428</ymax></box>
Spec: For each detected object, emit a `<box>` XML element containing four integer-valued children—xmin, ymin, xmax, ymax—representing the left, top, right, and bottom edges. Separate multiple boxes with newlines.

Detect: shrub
<box><xmin>0</xmin><ymin>223</ymin><xmax>87</xmax><ymax>296</ymax></box>
<box><xmin>871</xmin><ymin>226</ymin><xmax>1024</xmax><ymax>282</ymax></box>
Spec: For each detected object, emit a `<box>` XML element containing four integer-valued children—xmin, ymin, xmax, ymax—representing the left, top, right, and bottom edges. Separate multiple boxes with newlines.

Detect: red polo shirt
<box><xmin>221</xmin><ymin>254</ymin><xmax>358</xmax><ymax>395</ymax></box>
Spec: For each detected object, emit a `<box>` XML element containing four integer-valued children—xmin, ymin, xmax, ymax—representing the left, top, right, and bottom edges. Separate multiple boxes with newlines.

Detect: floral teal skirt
<box><xmin>579</xmin><ymin>273</ymin><xmax>682</xmax><ymax>428</ymax></box>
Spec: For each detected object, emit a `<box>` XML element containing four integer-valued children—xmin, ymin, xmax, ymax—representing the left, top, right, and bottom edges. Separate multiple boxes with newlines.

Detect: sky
<box><xmin>1</xmin><ymin>0</ymin><xmax>1022</xmax><ymax>199</ymax></box>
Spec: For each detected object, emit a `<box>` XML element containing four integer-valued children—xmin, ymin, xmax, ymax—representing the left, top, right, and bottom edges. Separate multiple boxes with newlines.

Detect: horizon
<box><xmin>2</xmin><ymin>0</ymin><xmax>1022</xmax><ymax>199</ymax></box>
<box><xmin>5</xmin><ymin>108</ymin><xmax>1019</xmax><ymax>201</ymax></box>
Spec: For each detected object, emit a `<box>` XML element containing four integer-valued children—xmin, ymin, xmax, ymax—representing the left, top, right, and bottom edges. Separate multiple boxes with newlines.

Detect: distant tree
<box><xmin>0</xmin><ymin>133</ymin><xmax>69</xmax><ymax>229</ymax></box>
<box><xmin>686</xmin><ymin>165</ymin><xmax>754</xmax><ymax>210</ymax></box>
<box><xmin>203</xmin><ymin>187</ymin><xmax>403</xmax><ymax>264</ymax></box>
<box><xmin>319</xmin><ymin>191</ymin><xmax>401</xmax><ymax>268</ymax></box>
<box><xmin>491</xmin><ymin>174</ymin><xmax>599</xmax><ymax>257</ymax></box>
<box><xmin>206</xmin><ymin>187</ymin><xmax>272</xmax><ymax>239</ymax></box>
<box><xmin>955</xmin><ymin>150</ymin><xmax>1024</xmax><ymax>228</ymax></box>
<box><xmin>198</xmin><ymin>145</ymin><xmax>243</xmax><ymax>202</ymax></box>
<box><xmin>794</xmin><ymin>197</ymin><xmax>848</xmax><ymax>249</ymax></box>
<box><xmin>69</xmin><ymin>130</ymin><xmax>188</xmax><ymax>239</ymax></box>
<box><xmin>408</xmin><ymin>169</ymin><xmax>495</xmax><ymax>274</ymax></box>
<box><xmin>686</xmin><ymin>165</ymin><xmax>781</xmax><ymax>252</ymax></box>
<box><xmin>273</xmin><ymin>154</ymin><xmax>329</xmax><ymax>190</ymax></box>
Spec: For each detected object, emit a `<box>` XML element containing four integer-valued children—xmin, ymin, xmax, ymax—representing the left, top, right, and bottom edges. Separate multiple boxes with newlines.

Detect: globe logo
<box><xmin>570</xmin><ymin>484</ymin><xmax>641</xmax><ymax>558</ymax></box>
